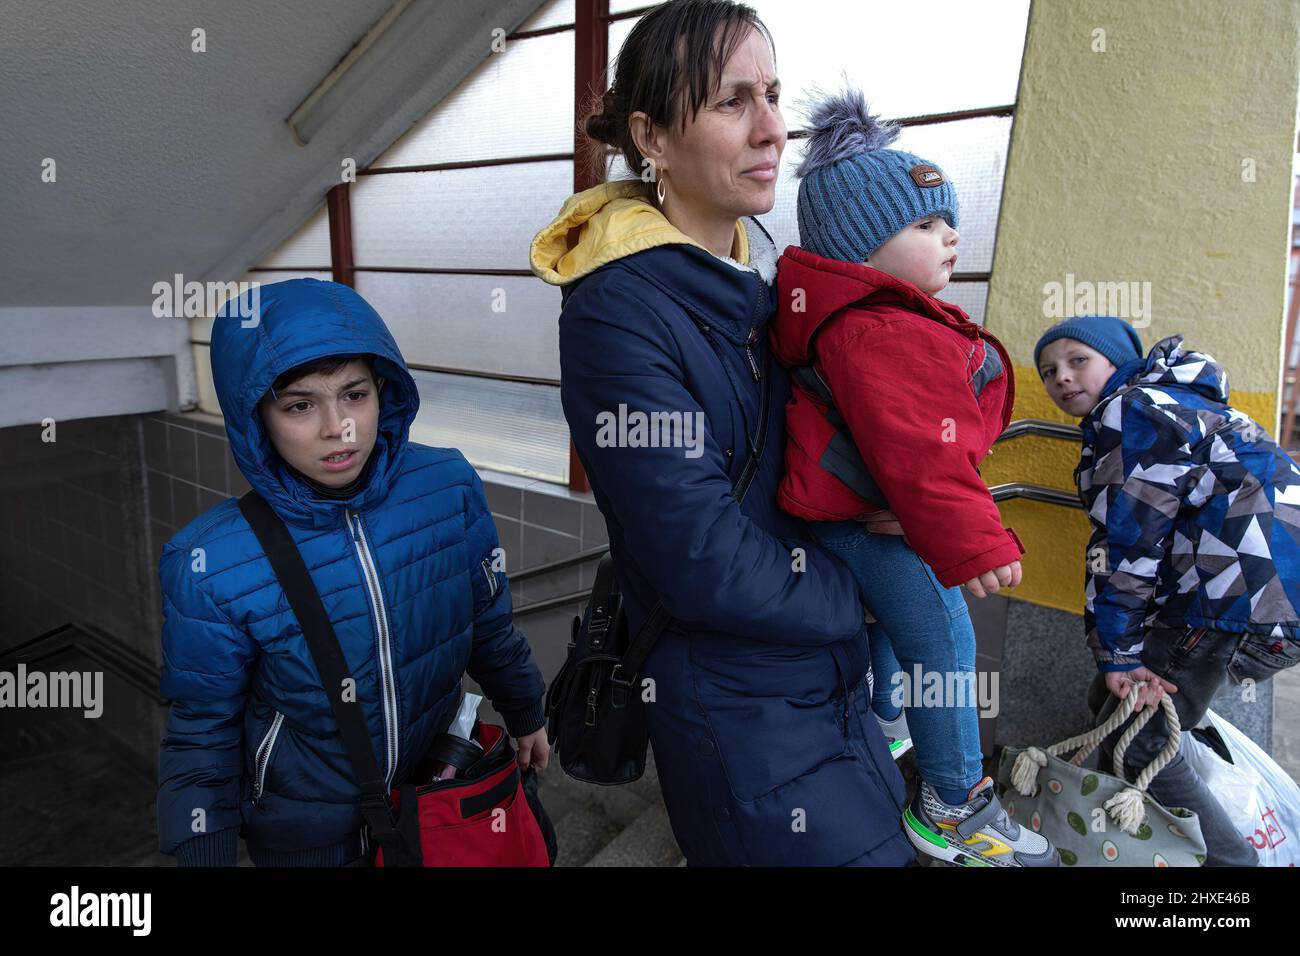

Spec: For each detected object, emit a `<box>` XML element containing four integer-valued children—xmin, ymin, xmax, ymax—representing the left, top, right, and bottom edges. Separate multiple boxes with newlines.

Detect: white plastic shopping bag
<box><xmin>1182</xmin><ymin>709</ymin><xmax>1300</xmax><ymax>866</ymax></box>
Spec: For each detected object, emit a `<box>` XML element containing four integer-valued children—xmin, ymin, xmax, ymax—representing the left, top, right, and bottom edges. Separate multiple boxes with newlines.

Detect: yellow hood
<box><xmin>529</xmin><ymin>180</ymin><xmax>750</xmax><ymax>286</ymax></box>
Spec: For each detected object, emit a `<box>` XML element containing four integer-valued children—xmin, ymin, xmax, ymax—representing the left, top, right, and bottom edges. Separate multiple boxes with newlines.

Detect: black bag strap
<box><xmin>237</xmin><ymin>491</ymin><xmax>399</xmax><ymax>845</ymax></box>
<box><xmin>611</xmin><ymin>348</ymin><xmax>773</xmax><ymax>690</ymax></box>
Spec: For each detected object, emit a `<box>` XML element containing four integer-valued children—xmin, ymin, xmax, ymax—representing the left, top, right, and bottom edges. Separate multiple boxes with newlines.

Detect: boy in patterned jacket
<box><xmin>1036</xmin><ymin>315</ymin><xmax>1300</xmax><ymax>866</ymax></box>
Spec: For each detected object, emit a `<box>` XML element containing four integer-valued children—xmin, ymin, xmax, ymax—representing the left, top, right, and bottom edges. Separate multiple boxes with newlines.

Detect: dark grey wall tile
<box><xmin>143</xmin><ymin>417</ymin><xmax>168</xmax><ymax>473</ymax></box>
<box><xmin>228</xmin><ymin>454</ymin><xmax>251</xmax><ymax>496</ymax></box>
<box><xmin>196</xmin><ymin>434</ymin><xmax>228</xmax><ymax>494</ymax></box>
<box><xmin>580</xmin><ymin>504</ymin><xmax>609</xmax><ymax>549</ymax></box>
<box><xmin>514</xmin><ymin>565</ymin><xmax>581</xmax><ymax>608</ymax></box>
<box><xmin>484</xmin><ymin>482</ymin><xmax>521</xmax><ymax>520</ymax></box>
<box><xmin>519</xmin><ymin>523</ymin><xmax>581</xmax><ymax>570</ymax></box>
<box><xmin>521</xmin><ymin>489</ymin><xmax>582</xmax><ymax>538</ymax></box>
<box><xmin>147</xmin><ymin>470</ymin><xmax>172</xmax><ymax>527</ymax></box>
<box><xmin>170</xmin><ymin>477</ymin><xmax>200</xmax><ymax>529</ymax></box>
<box><xmin>491</xmin><ymin>515</ymin><xmax>522</xmax><ymax>576</ymax></box>
<box><xmin>166</xmin><ymin>425</ymin><xmax>197</xmax><ymax>484</ymax></box>
<box><xmin>197</xmin><ymin>487</ymin><xmax>225</xmax><ymax>516</ymax></box>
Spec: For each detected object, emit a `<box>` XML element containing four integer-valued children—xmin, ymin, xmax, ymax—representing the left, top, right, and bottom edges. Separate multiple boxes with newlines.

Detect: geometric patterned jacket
<box><xmin>1077</xmin><ymin>335</ymin><xmax>1300</xmax><ymax>671</ymax></box>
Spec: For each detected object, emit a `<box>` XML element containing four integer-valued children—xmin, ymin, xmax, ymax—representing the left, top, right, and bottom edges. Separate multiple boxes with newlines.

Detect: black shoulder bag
<box><xmin>545</xmin><ymin>349</ymin><xmax>773</xmax><ymax>785</ymax></box>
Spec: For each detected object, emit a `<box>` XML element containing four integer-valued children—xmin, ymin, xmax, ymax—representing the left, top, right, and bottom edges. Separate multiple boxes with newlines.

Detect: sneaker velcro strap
<box><xmin>955</xmin><ymin>794</ymin><xmax>1009</xmax><ymax>842</ymax></box>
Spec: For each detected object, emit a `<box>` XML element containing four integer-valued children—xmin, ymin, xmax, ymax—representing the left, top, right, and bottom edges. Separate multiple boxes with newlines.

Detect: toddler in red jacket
<box><xmin>770</xmin><ymin>88</ymin><xmax>1056</xmax><ymax>866</ymax></box>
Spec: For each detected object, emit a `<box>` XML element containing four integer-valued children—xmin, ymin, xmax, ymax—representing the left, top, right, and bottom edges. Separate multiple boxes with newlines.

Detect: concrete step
<box><xmin>585</xmin><ymin>801</ymin><xmax>683</xmax><ymax>867</ymax></box>
<box><xmin>552</xmin><ymin>803</ymin><xmax>622</xmax><ymax>867</ymax></box>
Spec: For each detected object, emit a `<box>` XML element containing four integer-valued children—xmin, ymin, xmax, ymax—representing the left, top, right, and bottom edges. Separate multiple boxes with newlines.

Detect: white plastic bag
<box><xmin>1182</xmin><ymin>709</ymin><xmax>1300</xmax><ymax>866</ymax></box>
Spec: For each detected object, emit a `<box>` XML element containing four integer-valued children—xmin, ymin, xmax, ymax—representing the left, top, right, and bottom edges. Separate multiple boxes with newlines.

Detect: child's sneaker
<box><xmin>903</xmin><ymin>776</ymin><xmax>1060</xmax><ymax>867</ymax></box>
<box><xmin>876</xmin><ymin>709</ymin><xmax>913</xmax><ymax>760</ymax></box>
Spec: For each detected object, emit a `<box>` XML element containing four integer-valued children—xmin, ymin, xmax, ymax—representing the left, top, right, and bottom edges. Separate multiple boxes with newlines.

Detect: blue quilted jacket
<box><xmin>156</xmin><ymin>279</ymin><xmax>544</xmax><ymax>866</ymax></box>
<box><xmin>1078</xmin><ymin>334</ymin><xmax>1300</xmax><ymax>671</ymax></box>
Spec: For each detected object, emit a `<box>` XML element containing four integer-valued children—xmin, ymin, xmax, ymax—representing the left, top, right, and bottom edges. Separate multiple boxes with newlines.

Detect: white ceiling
<box><xmin>0</xmin><ymin>0</ymin><xmax>547</xmax><ymax>307</ymax></box>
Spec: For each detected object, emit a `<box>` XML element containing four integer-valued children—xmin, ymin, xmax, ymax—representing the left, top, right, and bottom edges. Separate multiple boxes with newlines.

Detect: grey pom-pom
<box><xmin>796</xmin><ymin>86</ymin><xmax>898</xmax><ymax>179</ymax></box>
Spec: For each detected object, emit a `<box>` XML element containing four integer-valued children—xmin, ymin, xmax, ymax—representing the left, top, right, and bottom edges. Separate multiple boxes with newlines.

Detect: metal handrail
<box><xmin>508</xmin><ymin>545</ymin><xmax>609</xmax><ymax>584</ymax></box>
<box><xmin>511</xmin><ymin>422</ymin><xmax>1087</xmax><ymax>615</ymax></box>
<box><xmin>994</xmin><ymin>418</ymin><xmax>1082</xmax><ymax>443</ymax></box>
<box><xmin>990</xmin><ymin>482</ymin><xmax>1082</xmax><ymax>509</ymax></box>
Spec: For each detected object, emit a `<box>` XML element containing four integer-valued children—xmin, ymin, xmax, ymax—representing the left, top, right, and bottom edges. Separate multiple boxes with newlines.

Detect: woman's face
<box><xmin>635</xmin><ymin>27</ymin><xmax>786</xmax><ymax>231</ymax></box>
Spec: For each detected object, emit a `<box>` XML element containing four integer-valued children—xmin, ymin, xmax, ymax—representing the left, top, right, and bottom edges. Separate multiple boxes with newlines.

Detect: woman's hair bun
<box><xmin>585</xmin><ymin>88</ymin><xmax>621</xmax><ymax>145</ymax></box>
<box><xmin>796</xmin><ymin>85</ymin><xmax>899</xmax><ymax>178</ymax></box>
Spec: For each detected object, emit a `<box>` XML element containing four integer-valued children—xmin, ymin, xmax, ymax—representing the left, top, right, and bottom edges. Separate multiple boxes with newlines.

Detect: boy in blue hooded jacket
<box><xmin>156</xmin><ymin>278</ymin><xmax>547</xmax><ymax>866</ymax></box>
<box><xmin>1036</xmin><ymin>315</ymin><xmax>1300</xmax><ymax>866</ymax></box>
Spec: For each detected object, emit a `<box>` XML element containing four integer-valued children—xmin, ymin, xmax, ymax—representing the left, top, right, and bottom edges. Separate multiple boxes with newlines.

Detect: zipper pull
<box><xmin>347</xmin><ymin>511</ymin><xmax>359</xmax><ymax>541</ymax></box>
<box><xmin>745</xmin><ymin>326</ymin><xmax>762</xmax><ymax>381</ymax></box>
<box><xmin>585</xmin><ymin>687</ymin><xmax>598</xmax><ymax>727</ymax></box>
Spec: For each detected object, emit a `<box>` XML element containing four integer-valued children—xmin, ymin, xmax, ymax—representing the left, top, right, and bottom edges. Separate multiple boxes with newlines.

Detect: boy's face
<box><xmin>864</xmin><ymin>215</ymin><xmax>959</xmax><ymax>295</ymax></box>
<box><xmin>1037</xmin><ymin>338</ymin><xmax>1117</xmax><ymax>418</ymax></box>
<box><xmin>258</xmin><ymin>359</ymin><xmax>383</xmax><ymax>489</ymax></box>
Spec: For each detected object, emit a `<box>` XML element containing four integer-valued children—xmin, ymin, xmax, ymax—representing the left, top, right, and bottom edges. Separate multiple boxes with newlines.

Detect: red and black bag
<box><xmin>239</xmin><ymin>491</ymin><xmax>555</xmax><ymax>867</ymax></box>
<box><xmin>376</xmin><ymin>722</ymin><xmax>554</xmax><ymax>867</ymax></box>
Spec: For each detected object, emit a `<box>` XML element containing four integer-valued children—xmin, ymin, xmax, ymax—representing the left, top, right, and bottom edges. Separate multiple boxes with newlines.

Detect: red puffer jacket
<box><xmin>769</xmin><ymin>245</ymin><xmax>1024</xmax><ymax>588</ymax></box>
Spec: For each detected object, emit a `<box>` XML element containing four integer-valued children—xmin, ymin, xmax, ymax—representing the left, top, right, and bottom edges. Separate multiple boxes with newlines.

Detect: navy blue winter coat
<box><xmin>532</xmin><ymin>181</ymin><xmax>914</xmax><ymax>866</ymax></box>
<box><xmin>156</xmin><ymin>279</ymin><xmax>545</xmax><ymax>866</ymax></box>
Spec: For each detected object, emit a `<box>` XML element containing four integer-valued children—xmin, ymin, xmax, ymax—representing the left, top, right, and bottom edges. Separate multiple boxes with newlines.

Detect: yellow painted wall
<box><xmin>986</xmin><ymin>0</ymin><xmax>1300</xmax><ymax>613</ymax></box>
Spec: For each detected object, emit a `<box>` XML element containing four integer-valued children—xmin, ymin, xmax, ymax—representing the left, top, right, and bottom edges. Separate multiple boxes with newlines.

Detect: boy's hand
<box><xmin>963</xmin><ymin>561</ymin><xmax>1021</xmax><ymax>598</ymax></box>
<box><xmin>1104</xmin><ymin>667</ymin><xmax>1178</xmax><ymax>712</ymax></box>
<box><xmin>515</xmin><ymin>729</ymin><xmax>550</xmax><ymax>772</ymax></box>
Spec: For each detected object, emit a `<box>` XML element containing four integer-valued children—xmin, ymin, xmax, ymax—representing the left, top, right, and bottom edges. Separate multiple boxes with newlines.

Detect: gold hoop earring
<box><xmin>656</xmin><ymin>173</ymin><xmax>666</xmax><ymax>205</ymax></box>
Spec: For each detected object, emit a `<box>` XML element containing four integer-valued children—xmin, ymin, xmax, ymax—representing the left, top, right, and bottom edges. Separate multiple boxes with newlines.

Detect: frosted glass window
<box><xmin>351</xmin><ymin>161</ymin><xmax>573</xmax><ymax>270</ymax></box>
<box><xmin>608</xmin><ymin>15</ymin><xmax>640</xmax><ymax>76</ymax></box>
<box><xmin>410</xmin><ymin>371</ymin><xmax>569</xmax><ymax>483</ymax></box>
<box><xmin>757</xmin><ymin>115</ymin><xmax>1011</xmax><ymax>273</ymax></box>
<box><xmin>258</xmin><ymin>206</ymin><xmax>331</xmax><ymax>269</ymax></box>
<box><xmin>519</xmin><ymin>0</ymin><xmax>575</xmax><ymax>30</ymax></box>
<box><xmin>376</xmin><ymin>31</ymin><xmax>576</xmax><ymax>167</ymax></box>
<box><xmin>936</xmin><ymin>282</ymin><xmax>989</xmax><ymax>327</ymax></box>
<box><xmin>608</xmin><ymin>2</ymin><xmax>1027</xmax><ymax>117</ymax></box>
<box><xmin>354</xmin><ymin>272</ymin><xmax>562</xmax><ymax>380</ymax></box>
<box><xmin>609</xmin><ymin>0</ymin><xmax>654</xmax><ymax>12</ymax></box>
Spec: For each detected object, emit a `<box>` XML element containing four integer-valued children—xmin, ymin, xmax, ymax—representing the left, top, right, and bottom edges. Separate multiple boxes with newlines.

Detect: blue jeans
<box><xmin>810</xmin><ymin>520</ymin><xmax>985</xmax><ymax>799</ymax></box>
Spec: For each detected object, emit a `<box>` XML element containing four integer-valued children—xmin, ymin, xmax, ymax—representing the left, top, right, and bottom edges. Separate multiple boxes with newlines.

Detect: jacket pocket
<box><xmin>253</xmin><ymin>710</ymin><xmax>285</xmax><ymax>804</ymax></box>
<box><xmin>688</xmin><ymin>640</ymin><xmax>848</xmax><ymax>803</ymax></box>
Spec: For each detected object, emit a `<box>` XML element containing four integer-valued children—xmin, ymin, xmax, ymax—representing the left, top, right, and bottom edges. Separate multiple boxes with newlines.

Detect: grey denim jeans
<box><xmin>1086</xmin><ymin>625</ymin><xmax>1296</xmax><ymax>867</ymax></box>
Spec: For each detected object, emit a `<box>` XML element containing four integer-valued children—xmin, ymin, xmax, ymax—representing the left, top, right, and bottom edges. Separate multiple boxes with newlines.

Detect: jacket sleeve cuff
<box><xmin>1092</xmin><ymin>645</ymin><xmax>1144</xmax><ymax>672</ymax></box>
<box><xmin>499</xmin><ymin>697</ymin><xmax>546</xmax><ymax>739</ymax></box>
<box><xmin>173</xmin><ymin>828</ymin><xmax>238</xmax><ymax>867</ymax></box>
<box><xmin>933</xmin><ymin>532</ymin><xmax>1024</xmax><ymax>589</ymax></box>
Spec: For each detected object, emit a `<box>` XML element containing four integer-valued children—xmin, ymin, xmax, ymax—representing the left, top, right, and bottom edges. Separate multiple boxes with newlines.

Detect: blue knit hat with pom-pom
<box><xmin>795</xmin><ymin>87</ymin><xmax>959</xmax><ymax>264</ymax></box>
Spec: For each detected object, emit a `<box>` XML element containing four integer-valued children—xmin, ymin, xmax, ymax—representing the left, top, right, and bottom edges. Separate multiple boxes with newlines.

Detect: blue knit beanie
<box><xmin>795</xmin><ymin>87</ymin><xmax>958</xmax><ymax>264</ymax></box>
<box><xmin>1033</xmin><ymin>316</ymin><xmax>1144</xmax><ymax>370</ymax></box>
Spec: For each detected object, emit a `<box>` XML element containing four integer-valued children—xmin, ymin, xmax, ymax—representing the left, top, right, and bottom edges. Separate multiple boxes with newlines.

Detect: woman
<box><xmin>530</xmin><ymin>0</ymin><xmax>912</xmax><ymax>866</ymax></box>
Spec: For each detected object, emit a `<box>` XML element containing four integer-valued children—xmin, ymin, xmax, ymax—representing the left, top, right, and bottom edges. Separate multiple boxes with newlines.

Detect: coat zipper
<box><xmin>744</xmin><ymin>325</ymin><xmax>761</xmax><ymax>381</ymax></box>
<box><xmin>348</xmin><ymin>509</ymin><xmax>400</xmax><ymax>791</ymax></box>
<box><xmin>253</xmin><ymin>710</ymin><xmax>285</xmax><ymax>803</ymax></box>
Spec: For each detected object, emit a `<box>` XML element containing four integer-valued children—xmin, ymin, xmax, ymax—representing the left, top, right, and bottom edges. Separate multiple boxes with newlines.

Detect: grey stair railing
<box><xmin>512</xmin><ymin>420</ymin><xmax>1087</xmax><ymax>617</ymax></box>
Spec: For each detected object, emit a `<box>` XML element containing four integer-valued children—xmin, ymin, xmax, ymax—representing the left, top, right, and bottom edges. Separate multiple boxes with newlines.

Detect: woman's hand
<box><xmin>1104</xmin><ymin>667</ymin><xmax>1178</xmax><ymax>712</ymax></box>
<box><xmin>962</xmin><ymin>561</ymin><xmax>1022</xmax><ymax>598</ymax></box>
<box><xmin>515</xmin><ymin>729</ymin><xmax>550</xmax><ymax>772</ymax></box>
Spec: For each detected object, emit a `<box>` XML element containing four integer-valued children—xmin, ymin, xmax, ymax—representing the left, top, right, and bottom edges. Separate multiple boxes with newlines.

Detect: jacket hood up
<box><xmin>1103</xmin><ymin>334</ymin><xmax>1230</xmax><ymax>406</ymax></box>
<box><xmin>209</xmin><ymin>278</ymin><xmax>419</xmax><ymax>530</ymax></box>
